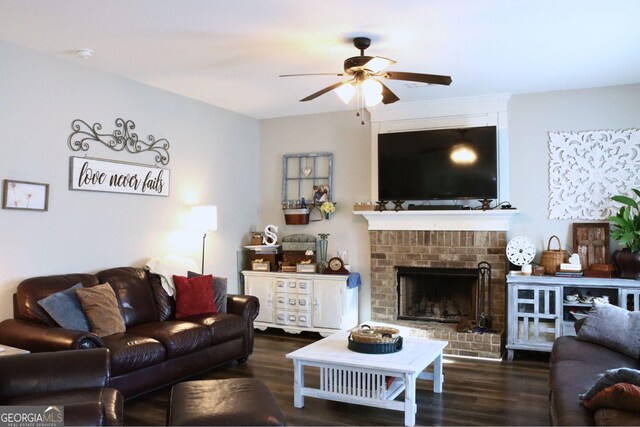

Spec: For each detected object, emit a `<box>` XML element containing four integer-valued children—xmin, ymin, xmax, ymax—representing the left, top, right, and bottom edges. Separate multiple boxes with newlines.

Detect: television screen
<box><xmin>377</xmin><ymin>126</ymin><xmax>498</xmax><ymax>200</ymax></box>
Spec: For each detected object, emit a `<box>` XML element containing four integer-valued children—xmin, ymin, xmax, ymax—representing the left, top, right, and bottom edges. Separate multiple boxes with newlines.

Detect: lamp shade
<box><xmin>191</xmin><ymin>205</ymin><xmax>217</xmax><ymax>232</ymax></box>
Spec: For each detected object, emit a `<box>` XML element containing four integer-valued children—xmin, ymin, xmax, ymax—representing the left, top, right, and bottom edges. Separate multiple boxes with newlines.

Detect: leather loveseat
<box><xmin>0</xmin><ymin>348</ymin><xmax>123</xmax><ymax>426</ymax></box>
<box><xmin>0</xmin><ymin>267</ymin><xmax>259</xmax><ymax>399</ymax></box>
<box><xmin>549</xmin><ymin>335</ymin><xmax>640</xmax><ymax>425</ymax></box>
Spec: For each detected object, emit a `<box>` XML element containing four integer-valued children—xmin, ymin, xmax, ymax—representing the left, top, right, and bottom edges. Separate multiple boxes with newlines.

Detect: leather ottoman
<box><xmin>167</xmin><ymin>378</ymin><xmax>286</xmax><ymax>426</ymax></box>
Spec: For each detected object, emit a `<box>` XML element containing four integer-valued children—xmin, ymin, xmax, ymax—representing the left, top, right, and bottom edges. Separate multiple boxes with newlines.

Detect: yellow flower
<box><xmin>320</xmin><ymin>201</ymin><xmax>336</xmax><ymax>214</ymax></box>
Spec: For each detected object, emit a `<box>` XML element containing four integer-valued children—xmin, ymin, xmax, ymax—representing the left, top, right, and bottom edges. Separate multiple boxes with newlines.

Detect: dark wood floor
<box><xmin>124</xmin><ymin>330</ymin><xmax>551</xmax><ymax>426</ymax></box>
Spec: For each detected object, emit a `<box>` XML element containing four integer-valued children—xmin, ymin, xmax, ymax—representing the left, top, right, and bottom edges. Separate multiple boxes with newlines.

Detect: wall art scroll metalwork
<box><xmin>548</xmin><ymin>128</ymin><xmax>640</xmax><ymax>220</ymax></box>
<box><xmin>68</xmin><ymin>118</ymin><xmax>170</xmax><ymax>166</ymax></box>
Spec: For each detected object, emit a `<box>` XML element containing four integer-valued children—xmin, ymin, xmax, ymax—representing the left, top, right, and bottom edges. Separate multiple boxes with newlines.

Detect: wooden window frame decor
<box><xmin>2</xmin><ymin>179</ymin><xmax>49</xmax><ymax>211</ymax></box>
<box><xmin>282</xmin><ymin>152</ymin><xmax>333</xmax><ymax>205</ymax></box>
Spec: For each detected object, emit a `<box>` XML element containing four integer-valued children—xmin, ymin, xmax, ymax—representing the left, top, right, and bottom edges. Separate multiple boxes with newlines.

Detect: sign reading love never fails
<box><xmin>69</xmin><ymin>157</ymin><xmax>170</xmax><ymax>196</ymax></box>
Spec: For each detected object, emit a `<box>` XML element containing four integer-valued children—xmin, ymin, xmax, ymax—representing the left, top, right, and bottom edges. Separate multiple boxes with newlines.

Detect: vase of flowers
<box><xmin>319</xmin><ymin>201</ymin><xmax>336</xmax><ymax>220</ymax></box>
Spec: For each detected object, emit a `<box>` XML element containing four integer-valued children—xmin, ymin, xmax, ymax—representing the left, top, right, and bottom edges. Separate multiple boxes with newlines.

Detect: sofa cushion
<box><xmin>583</xmin><ymin>382</ymin><xmax>640</xmax><ymax>412</ymax></box>
<box><xmin>550</xmin><ymin>387</ymin><xmax>595</xmax><ymax>426</ymax></box>
<box><xmin>188</xmin><ymin>271</ymin><xmax>228</xmax><ymax>313</ymax></box>
<box><xmin>577</xmin><ymin>302</ymin><xmax>640</xmax><ymax>358</ymax></box>
<box><xmin>76</xmin><ymin>284</ymin><xmax>126</xmax><ymax>337</ymax></box>
<box><xmin>182</xmin><ymin>313</ymin><xmax>245</xmax><ymax>345</ymax></box>
<box><xmin>174</xmin><ymin>275</ymin><xmax>217</xmax><ymax>318</ymax></box>
<box><xmin>97</xmin><ymin>267</ymin><xmax>159</xmax><ymax>327</ymax></box>
<box><xmin>37</xmin><ymin>283</ymin><xmax>90</xmax><ymax>331</ymax></box>
<box><xmin>101</xmin><ymin>333</ymin><xmax>166</xmax><ymax>376</ymax></box>
<box><xmin>594</xmin><ymin>408</ymin><xmax>640</xmax><ymax>426</ymax></box>
<box><xmin>127</xmin><ymin>321</ymin><xmax>211</xmax><ymax>359</ymax></box>
<box><xmin>16</xmin><ymin>274</ymin><xmax>99</xmax><ymax>325</ymax></box>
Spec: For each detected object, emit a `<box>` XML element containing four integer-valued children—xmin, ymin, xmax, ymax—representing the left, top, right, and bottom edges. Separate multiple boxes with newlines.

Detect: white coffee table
<box><xmin>286</xmin><ymin>330</ymin><xmax>448</xmax><ymax>427</ymax></box>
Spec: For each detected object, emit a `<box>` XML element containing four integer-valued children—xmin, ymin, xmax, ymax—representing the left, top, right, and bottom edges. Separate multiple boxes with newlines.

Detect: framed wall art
<box><xmin>2</xmin><ymin>180</ymin><xmax>49</xmax><ymax>211</ymax></box>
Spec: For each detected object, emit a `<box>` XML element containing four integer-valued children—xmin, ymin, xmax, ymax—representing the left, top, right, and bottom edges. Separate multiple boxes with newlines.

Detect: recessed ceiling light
<box><xmin>76</xmin><ymin>48</ymin><xmax>94</xmax><ymax>59</ymax></box>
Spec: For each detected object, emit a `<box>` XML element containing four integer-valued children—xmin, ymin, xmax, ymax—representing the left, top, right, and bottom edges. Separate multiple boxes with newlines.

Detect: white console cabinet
<box><xmin>242</xmin><ymin>271</ymin><xmax>359</xmax><ymax>335</ymax></box>
<box><xmin>506</xmin><ymin>274</ymin><xmax>640</xmax><ymax>360</ymax></box>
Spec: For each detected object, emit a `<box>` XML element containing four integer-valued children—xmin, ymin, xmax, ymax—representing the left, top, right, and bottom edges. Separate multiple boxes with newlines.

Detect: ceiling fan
<box><xmin>280</xmin><ymin>37</ymin><xmax>452</xmax><ymax>122</ymax></box>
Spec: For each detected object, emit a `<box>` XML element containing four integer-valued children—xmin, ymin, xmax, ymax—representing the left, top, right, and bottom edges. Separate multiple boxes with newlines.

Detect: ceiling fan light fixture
<box><xmin>362</xmin><ymin>78</ymin><xmax>383</xmax><ymax>107</ymax></box>
<box><xmin>335</xmin><ymin>81</ymin><xmax>356</xmax><ymax>104</ymax></box>
<box><xmin>364</xmin><ymin>56</ymin><xmax>396</xmax><ymax>73</ymax></box>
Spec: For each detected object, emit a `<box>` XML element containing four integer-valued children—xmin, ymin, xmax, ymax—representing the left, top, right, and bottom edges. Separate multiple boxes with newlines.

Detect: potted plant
<box><xmin>608</xmin><ymin>188</ymin><xmax>640</xmax><ymax>279</ymax></box>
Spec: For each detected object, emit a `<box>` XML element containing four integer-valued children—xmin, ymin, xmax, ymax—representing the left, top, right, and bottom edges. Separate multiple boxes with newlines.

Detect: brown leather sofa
<box><xmin>549</xmin><ymin>336</ymin><xmax>640</xmax><ymax>425</ymax></box>
<box><xmin>0</xmin><ymin>348</ymin><xmax>123</xmax><ymax>426</ymax></box>
<box><xmin>0</xmin><ymin>267</ymin><xmax>259</xmax><ymax>399</ymax></box>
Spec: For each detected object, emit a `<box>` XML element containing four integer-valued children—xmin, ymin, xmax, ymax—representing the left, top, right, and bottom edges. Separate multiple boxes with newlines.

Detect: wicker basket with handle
<box><xmin>540</xmin><ymin>235</ymin><xmax>569</xmax><ymax>275</ymax></box>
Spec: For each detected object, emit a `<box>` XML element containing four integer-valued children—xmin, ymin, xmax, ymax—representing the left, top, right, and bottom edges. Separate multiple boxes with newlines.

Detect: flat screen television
<box><xmin>377</xmin><ymin>126</ymin><xmax>498</xmax><ymax>201</ymax></box>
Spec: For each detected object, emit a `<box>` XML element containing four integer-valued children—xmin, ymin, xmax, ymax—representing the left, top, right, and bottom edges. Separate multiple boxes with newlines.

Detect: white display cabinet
<box><xmin>242</xmin><ymin>271</ymin><xmax>359</xmax><ymax>335</ymax></box>
<box><xmin>506</xmin><ymin>274</ymin><xmax>640</xmax><ymax>360</ymax></box>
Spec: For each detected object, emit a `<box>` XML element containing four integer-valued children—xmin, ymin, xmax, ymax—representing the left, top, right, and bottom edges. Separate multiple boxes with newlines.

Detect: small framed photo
<box><xmin>2</xmin><ymin>180</ymin><xmax>49</xmax><ymax>211</ymax></box>
<box><xmin>313</xmin><ymin>185</ymin><xmax>330</xmax><ymax>203</ymax></box>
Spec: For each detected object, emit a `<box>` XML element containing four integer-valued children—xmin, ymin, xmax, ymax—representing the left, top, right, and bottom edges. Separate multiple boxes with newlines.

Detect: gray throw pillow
<box><xmin>188</xmin><ymin>271</ymin><xmax>227</xmax><ymax>313</ymax></box>
<box><xmin>37</xmin><ymin>283</ymin><xmax>90</xmax><ymax>331</ymax></box>
<box><xmin>580</xmin><ymin>368</ymin><xmax>640</xmax><ymax>400</ymax></box>
<box><xmin>576</xmin><ymin>302</ymin><xmax>640</xmax><ymax>358</ymax></box>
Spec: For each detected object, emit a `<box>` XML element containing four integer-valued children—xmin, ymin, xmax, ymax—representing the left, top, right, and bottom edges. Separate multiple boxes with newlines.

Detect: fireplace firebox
<box><xmin>397</xmin><ymin>267</ymin><xmax>479</xmax><ymax>323</ymax></box>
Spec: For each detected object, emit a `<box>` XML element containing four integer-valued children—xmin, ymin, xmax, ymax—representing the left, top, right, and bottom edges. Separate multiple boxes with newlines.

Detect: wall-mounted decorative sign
<box><xmin>2</xmin><ymin>179</ymin><xmax>49</xmax><ymax>211</ymax></box>
<box><xmin>68</xmin><ymin>118</ymin><xmax>170</xmax><ymax>166</ymax></box>
<box><xmin>548</xmin><ymin>128</ymin><xmax>640</xmax><ymax>220</ymax></box>
<box><xmin>69</xmin><ymin>157</ymin><xmax>170</xmax><ymax>197</ymax></box>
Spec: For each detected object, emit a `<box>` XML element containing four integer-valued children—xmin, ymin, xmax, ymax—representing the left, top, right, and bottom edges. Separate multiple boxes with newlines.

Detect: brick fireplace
<box><xmin>369</xmin><ymin>229</ymin><xmax>507</xmax><ymax>359</ymax></box>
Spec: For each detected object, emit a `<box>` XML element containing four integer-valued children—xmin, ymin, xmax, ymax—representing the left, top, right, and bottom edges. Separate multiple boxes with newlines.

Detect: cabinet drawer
<box><xmin>275</xmin><ymin>278</ymin><xmax>311</xmax><ymax>294</ymax></box>
<box><xmin>275</xmin><ymin>293</ymin><xmax>311</xmax><ymax>309</ymax></box>
<box><xmin>274</xmin><ymin>310</ymin><xmax>311</xmax><ymax>327</ymax></box>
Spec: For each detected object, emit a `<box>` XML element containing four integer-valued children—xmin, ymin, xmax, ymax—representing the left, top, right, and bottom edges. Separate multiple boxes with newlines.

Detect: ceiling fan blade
<box><xmin>383</xmin><ymin>71</ymin><xmax>452</xmax><ymax>86</ymax></box>
<box><xmin>300</xmin><ymin>80</ymin><xmax>349</xmax><ymax>102</ymax></box>
<box><xmin>379</xmin><ymin>80</ymin><xmax>400</xmax><ymax>105</ymax></box>
<box><xmin>279</xmin><ymin>73</ymin><xmax>344</xmax><ymax>77</ymax></box>
<box><xmin>364</xmin><ymin>56</ymin><xmax>396</xmax><ymax>73</ymax></box>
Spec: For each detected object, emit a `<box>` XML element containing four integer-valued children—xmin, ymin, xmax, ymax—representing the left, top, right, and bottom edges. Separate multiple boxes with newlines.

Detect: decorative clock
<box><xmin>324</xmin><ymin>257</ymin><xmax>349</xmax><ymax>274</ymax></box>
<box><xmin>506</xmin><ymin>236</ymin><xmax>536</xmax><ymax>267</ymax></box>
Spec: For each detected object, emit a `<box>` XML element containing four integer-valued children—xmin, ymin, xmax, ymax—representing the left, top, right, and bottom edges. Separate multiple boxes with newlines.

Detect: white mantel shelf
<box><xmin>353</xmin><ymin>209</ymin><xmax>520</xmax><ymax>231</ymax></box>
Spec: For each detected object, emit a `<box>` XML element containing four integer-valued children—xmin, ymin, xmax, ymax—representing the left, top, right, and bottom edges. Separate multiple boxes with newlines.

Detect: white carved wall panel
<box><xmin>548</xmin><ymin>129</ymin><xmax>640</xmax><ymax>220</ymax></box>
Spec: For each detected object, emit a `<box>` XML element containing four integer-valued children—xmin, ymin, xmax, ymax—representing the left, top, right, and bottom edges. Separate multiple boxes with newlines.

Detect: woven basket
<box><xmin>350</xmin><ymin>324</ymin><xmax>400</xmax><ymax>344</ymax></box>
<box><xmin>540</xmin><ymin>235</ymin><xmax>569</xmax><ymax>275</ymax></box>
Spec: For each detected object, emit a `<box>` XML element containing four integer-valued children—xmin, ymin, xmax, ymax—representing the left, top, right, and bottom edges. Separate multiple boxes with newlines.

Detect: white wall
<box><xmin>508</xmin><ymin>84</ymin><xmax>640</xmax><ymax>259</ymax></box>
<box><xmin>0</xmin><ymin>41</ymin><xmax>260</xmax><ymax>321</ymax></box>
<box><xmin>259</xmin><ymin>111</ymin><xmax>372</xmax><ymax>320</ymax></box>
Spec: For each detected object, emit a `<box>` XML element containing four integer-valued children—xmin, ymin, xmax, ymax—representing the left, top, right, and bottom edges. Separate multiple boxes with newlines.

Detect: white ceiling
<box><xmin>1</xmin><ymin>0</ymin><xmax>639</xmax><ymax>119</ymax></box>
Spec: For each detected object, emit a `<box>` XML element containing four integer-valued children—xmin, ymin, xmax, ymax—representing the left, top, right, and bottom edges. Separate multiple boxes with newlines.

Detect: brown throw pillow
<box><xmin>76</xmin><ymin>283</ymin><xmax>126</xmax><ymax>337</ymax></box>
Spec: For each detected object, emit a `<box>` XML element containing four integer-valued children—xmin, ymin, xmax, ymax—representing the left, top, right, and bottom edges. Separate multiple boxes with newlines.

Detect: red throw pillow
<box><xmin>173</xmin><ymin>274</ymin><xmax>217</xmax><ymax>318</ymax></box>
<box><xmin>583</xmin><ymin>382</ymin><xmax>640</xmax><ymax>412</ymax></box>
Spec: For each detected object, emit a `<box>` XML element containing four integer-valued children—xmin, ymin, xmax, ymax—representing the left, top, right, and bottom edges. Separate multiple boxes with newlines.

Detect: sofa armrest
<box><xmin>0</xmin><ymin>348</ymin><xmax>110</xmax><ymax>401</ymax></box>
<box><xmin>0</xmin><ymin>319</ymin><xmax>103</xmax><ymax>352</ymax></box>
<box><xmin>227</xmin><ymin>294</ymin><xmax>259</xmax><ymax>321</ymax></box>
